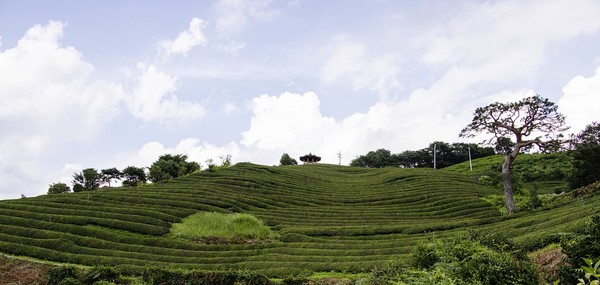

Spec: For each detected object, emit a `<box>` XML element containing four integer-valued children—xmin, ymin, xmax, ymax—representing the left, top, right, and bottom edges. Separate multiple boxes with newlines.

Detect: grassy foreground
<box><xmin>0</xmin><ymin>162</ymin><xmax>598</xmax><ymax>278</ymax></box>
<box><xmin>169</xmin><ymin>212</ymin><xmax>278</xmax><ymax>243</ymax></box>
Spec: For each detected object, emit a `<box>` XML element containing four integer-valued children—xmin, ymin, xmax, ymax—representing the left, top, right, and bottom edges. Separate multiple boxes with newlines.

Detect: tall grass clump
<box><xmin>170</xmin><ymin>212</ymin><xmax>279</xmax><ymax>243</ymax></box>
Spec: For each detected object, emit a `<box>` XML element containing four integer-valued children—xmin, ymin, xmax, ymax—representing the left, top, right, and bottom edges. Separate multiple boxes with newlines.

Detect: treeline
<box><xmin>47</xmin><ymin>154</ymin><xmax>232</xmax><ymax>195</ymax></box>
<box><xmin>350</xmin><ymin>141</ymin><xmax>495</xmax><ymax>169</ymax></box>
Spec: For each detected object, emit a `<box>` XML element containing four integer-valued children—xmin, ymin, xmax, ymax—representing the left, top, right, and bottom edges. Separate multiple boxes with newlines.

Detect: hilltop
<box><xmin>0</xmin><ymin>162</ymin><xmax>598</xmax><ymax>278</ymax></box>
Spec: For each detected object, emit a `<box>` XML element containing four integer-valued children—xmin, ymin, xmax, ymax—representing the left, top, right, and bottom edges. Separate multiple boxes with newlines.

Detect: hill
<box><xmin>0</xmin><ymin>162</ymin><xmax>597</xmax><ymax>277</ymax></box>
<box><xmin>445</xmin><ymin>152</ymin><xmax>573</xmax><ymax>194</ymax></box>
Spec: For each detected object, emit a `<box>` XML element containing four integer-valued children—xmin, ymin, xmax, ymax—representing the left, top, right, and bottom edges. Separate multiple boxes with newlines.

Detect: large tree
<box><xmin>350</xmin><ymin>148</ymin><xmax>397</xmax><ymax>168</ymax></box>
<box><xmin>72</xmin><ymin>168</ymin><xmax>103</xmax><ymax>192</ymax></box>
<box><xmin>101</xmin><ymin>167</ymin><xmax>122</xmax><ymax>187</ymax></box>
<box><xmin>122</xmin><ymin>166</ymin><xmax>147</xmax><ymax>187</ymax></box>
<box><xmin>460</xmin><ymin>95</ymin><xmax>568</xmax><ymax>214</ymax></box>
<box><xmin>569</xmin><ymin>122</ymin><xmax>600</xmax><ymax>189</ymax></box>
<box><xmin>148</xmin><ymin>154</ymin><xmax>200</xmax><ymax>183</ymax></box>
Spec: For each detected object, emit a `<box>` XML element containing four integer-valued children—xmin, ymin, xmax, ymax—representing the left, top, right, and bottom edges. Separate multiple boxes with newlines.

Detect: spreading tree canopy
<box><xmin>460</xmin><ymin>94</ymin><xmax>568</xmax><ymax>214</ymax></box>
<box><xmin>101</xmin><ymin>167</ymin><xmax>122</xmax><ymax>187</ymax></box>
<box><xmin>47</xmin><ymin>182</ymin><xmax>71</xmax><ymax>194</ymax></box>
<box><xmin>122</xmin><ymin>166</ymin><xmax>147</xmax><ymax>187</ymax></box>
<box><xmin>72</xmin><ymin>168</ymin><xmax>103</xmax><ymax>192</ymax></box>
<box><xmin>149</xmin><ymin>154</ymin><xmax>200</xmax><ymax>183</ymax></box>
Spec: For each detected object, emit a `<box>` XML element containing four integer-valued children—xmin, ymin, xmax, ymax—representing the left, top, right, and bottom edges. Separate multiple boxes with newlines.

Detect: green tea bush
<box><xmin>282</xmin><ymin>275</ymin><xmax>309</xmax><ymax>285</ymax></box>
<box><xmin>401</xmin><ymin>235</ymin><xmax>538</xmax><ymax>285</ymax></box>
<box><xmin>143</xmin><ymin>267</ymin><xmax>273</xmax><ymax>285</ymax></box>
<box><xmin>558</xmin><ymin>215</ymin><xmax>600</xmax><ymax>284</ymax></box>
<box><xmin>58</xmin><ymin>278</ymin><xmax>82</xmax><ymax>285</ymax></box>
<box><xmin>410</xmin><ymin>240</ymin><xmax>439</xmax><ymax>269</ymax></box>
<box><xmin>47</xmin><ymin>266</ymin><xmax>81</xmax><ymax>285</ymax></box>
<box><xmin>81</xmin><ymin>266</ymin><xmax>120</xmax><ymax>285</ymax></box>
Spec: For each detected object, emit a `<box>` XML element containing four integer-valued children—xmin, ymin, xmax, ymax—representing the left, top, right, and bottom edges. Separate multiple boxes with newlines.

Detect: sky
<box><xmin>1</xmin><ymin>0</ymin><xmax>600</xmax><ymax>200</ymax></box>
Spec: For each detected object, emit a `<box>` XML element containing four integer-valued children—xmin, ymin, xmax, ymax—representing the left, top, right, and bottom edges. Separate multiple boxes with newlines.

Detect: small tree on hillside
<box><xmin>149</xmin><ymin>154</ymin><xmax>200</xmax><ymax>183</ymax></box>
<box><xmin>101</xmin><ymin>167</ymin><xmax>122</xmax><ymax>187</ymax></box>
<box><xmin>122</xmin><ymin>166</ymin><xmax>147</xmax><ymax>187</ymax></box>
<box><xmin>279</xmin><ymin>153</ymin><xmax>298</xmax><ymax>166</ymax></box>
<box><xmin>350</xmin><ymin>148</ymin><xmax>397</xmax><ymax>168</ymax></box>
<box><xmin>47</xmin><ymin>182</ymin><xmax>71</xmax><ymax>194</ymax></box>
<box><xmin>72</xmin><ymin>168</ymin><xmax>103</xmax><ymax>192</ymax></box>
<box><xmin>460</xmin><ymin>95</ymin><xmax>568</xmax><ymax>215</ymax></box>
<box><xmin>220</xmin><ymin>154</ymin><xmax>233</xmax><ymax>167</ymax></box>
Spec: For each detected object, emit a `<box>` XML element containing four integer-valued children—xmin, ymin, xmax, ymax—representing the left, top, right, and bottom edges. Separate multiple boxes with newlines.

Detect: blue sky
<box><xmin>1</xmin><ymin>0</ymin><xmax>600</xmax><ymax>200</ymax></box>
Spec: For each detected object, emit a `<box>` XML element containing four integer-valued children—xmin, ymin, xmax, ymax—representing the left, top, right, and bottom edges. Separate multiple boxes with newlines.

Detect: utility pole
<box><xmin>468</xmin><ymin>147</ymin><xmax>473</xmax><ymax>172</ymax></box>
<box><xmin>337</xmin><ymin>151</ymin><xmax>342</xmax><ymax>165</ymax></box>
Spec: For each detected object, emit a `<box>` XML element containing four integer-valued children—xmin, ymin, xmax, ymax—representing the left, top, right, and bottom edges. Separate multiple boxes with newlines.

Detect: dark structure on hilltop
<box><xmin>300</xmin><ymin>153</ymin><xmax>321</xmax><ymax>164</ymax></box>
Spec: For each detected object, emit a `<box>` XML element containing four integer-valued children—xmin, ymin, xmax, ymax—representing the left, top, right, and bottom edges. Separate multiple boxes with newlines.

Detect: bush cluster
<box><xmin>557</xmin><ymin>214</ymin><xmax>600</xmax><ymax>285</ymax></box>
<box><xmin>371</xmin><ymin>232</ymin><xmax>538</xmax><ymax>285</ymax></box>
<box><xmin>143</xmin><ymin>268</ymin><xmax>272</xmax><ymax>285</ymax></box>
<box><xmin>48</xmin><ymin>266</ymin><xmax>121</xmax><ymax>285</ymax></box>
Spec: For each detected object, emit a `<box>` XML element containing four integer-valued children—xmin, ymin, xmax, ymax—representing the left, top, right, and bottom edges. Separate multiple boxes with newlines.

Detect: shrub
<box><xmin>282</xmin><ymin>276</ymin><xmax>309</xmax><ymax>285</ymax></box>
<box><xmin>142</xmin><ymin>267</ymin><xmax>272</xmax><ymax>285</ymax></box>
<box><xmin>526</xmin><ymin>187</ymin><xmax>543</xmax><ymax>210</ymax></box>
<box><xmin>402</xmin><ymin>235</ymin><xmax>538</xmax><ymax>285</ymax></box>
<box><xmin>58</xmin><ymin>278</ymin><xmax>82</xmax><ymax>285</ymax></box>
<box><xmin>558</xmin><ymin>215</ymin><xmax>600</xmax><ymax>284</ymax></box>
<box><xmin>48</xmin><ymin>266</ymin><xmax>80</xmax><ymax>285</ymax></box>
<box><xmin>81</xmin><ymin>266</ymin><xmax>120</xmax><ymax>285</ymax></box>
<box><xmin>410</xmin><ymin>240</ymin><xmax>438</xmax><ymax>269</ymax></box>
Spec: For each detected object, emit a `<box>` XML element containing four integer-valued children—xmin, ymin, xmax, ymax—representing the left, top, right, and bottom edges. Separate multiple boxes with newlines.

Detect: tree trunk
<box><xmin>502</xmin><ymin>155</ymin><xmax>516</xmax><ymax>215</ymax></box>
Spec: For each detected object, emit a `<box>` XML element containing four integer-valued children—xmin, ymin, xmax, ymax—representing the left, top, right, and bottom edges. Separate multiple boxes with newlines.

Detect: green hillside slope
<box><xmin>0</xmin><ymin>163</ymin><xmax>596</xmax><ymax>277</ymax></box>
<box><xmin>445</xmin><ymin>152</ymin><xmax>573</xmax><ymax>194</ymax></box>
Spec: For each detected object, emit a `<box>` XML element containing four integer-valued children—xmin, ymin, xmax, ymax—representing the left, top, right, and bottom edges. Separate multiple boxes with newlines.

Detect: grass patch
<box><xmin>169</xmin><ymin>212</ymin><xmax>279</xmax><ymax>243</ymax></box>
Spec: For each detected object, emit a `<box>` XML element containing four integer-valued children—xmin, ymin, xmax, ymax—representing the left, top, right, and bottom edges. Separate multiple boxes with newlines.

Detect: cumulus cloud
<box><xmin>125</xmin><ymin>63</ymin><xmax>205</xmax><ymax>122</ymax></box>
<box><xmin>0</xmin><ymin>21</ymin><xmax>127</xmax><ymax>199</ymax></box>
<box><xmin>137</xmin><ymin>138</ymin><xmax>240</xmax><ymax>168</ymax></box>
<box><xmin>160</xmin><ymin>17</ymin><xmax>207</xmax><ymax>56</ymax></box>
<box><xmin>558</xmin><ymin>66</ymin><xmax>600</xmax><ymax>133</ymax></box>
<box><xmin>215</xmin><ymin>0</ymin><xmax>280</xmax><ymax>38</ymax></box>
<box><xmin>239</xmin><ymin>91</ymin><xmax>474</xmax><ymax>165</ymax></box>
<box><xmin>320</xmin><ymin>34</ymin><xmax>403</xmax><ymax>100</ymax></box>
<box><xmin>0</xmin><ymin>21</ymin><xmax>124</xmax><ymax>155</ymax></box>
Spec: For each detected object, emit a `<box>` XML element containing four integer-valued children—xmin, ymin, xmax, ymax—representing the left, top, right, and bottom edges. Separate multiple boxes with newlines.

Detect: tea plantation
<box><xmin>0</xmin><ymin>162</ymin><xmax>598</xmax><ymax>277</ymax></box>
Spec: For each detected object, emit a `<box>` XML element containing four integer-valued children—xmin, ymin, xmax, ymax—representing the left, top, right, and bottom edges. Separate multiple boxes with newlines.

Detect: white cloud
<box><xmin>320</xmin><ymin>34</ymin><xmax>403</xmax><ymax>100</ymax></box>
<box><xmin>0</xmin><ymin>159</ymin><xmax>44</xmax><ymax>200</ymax></box>
<box><xmin>239</xmin><ymin>91</ymin><xmax>472</xmax><ymax>165</ymax></box>
<box><xmin>242</xmin><ymin>92</ymin><xmax>336</xmax><ymax>150</ymax></box>
<box><xmin>215</xmin><ymin>0</ymin><xmax>280</xmax><ymax>38</ymax></box>
<box><xmin>420</xmin><ymin>0</ymin><xmax>600</xmax><ymax>81</ymax></box>
<box><xmin>0</xmin><ymin>21</ymin><xmax>124</xmax><ymax>155</ymax></box>
<box><xmin>137</xmin><ymin>139</ymin><xmax>240</xmax><ymax>169</ymax></box>
<box><xmin>223</xmin><ymin>102</ymin><xmax>240</xmax><ymax>114</ymax></box>
<box><xmin>160</xmin><ymin>17</ymin><xmax>207</xmax><ymax>56</ymax></box>
<box><xmin>213</xmin><ymin>40</ymin><xmax>247</xmax><ymax>56</ymax></box>
<box><xmin>558</xmin><ymin>66</ymin><xmax>600</xmax><ymax>133</ymax></box>
<box><xmin>126</xmin><ymin>63</ymin><xmax>205</xmax><ymax>122</ymax></box>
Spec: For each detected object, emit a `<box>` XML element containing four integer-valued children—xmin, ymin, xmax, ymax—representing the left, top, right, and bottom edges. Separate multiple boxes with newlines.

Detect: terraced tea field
<box><xmin>0</xmin><ymin>163</ymin><xmax>598</xmax><ymax>277</ymax></box>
